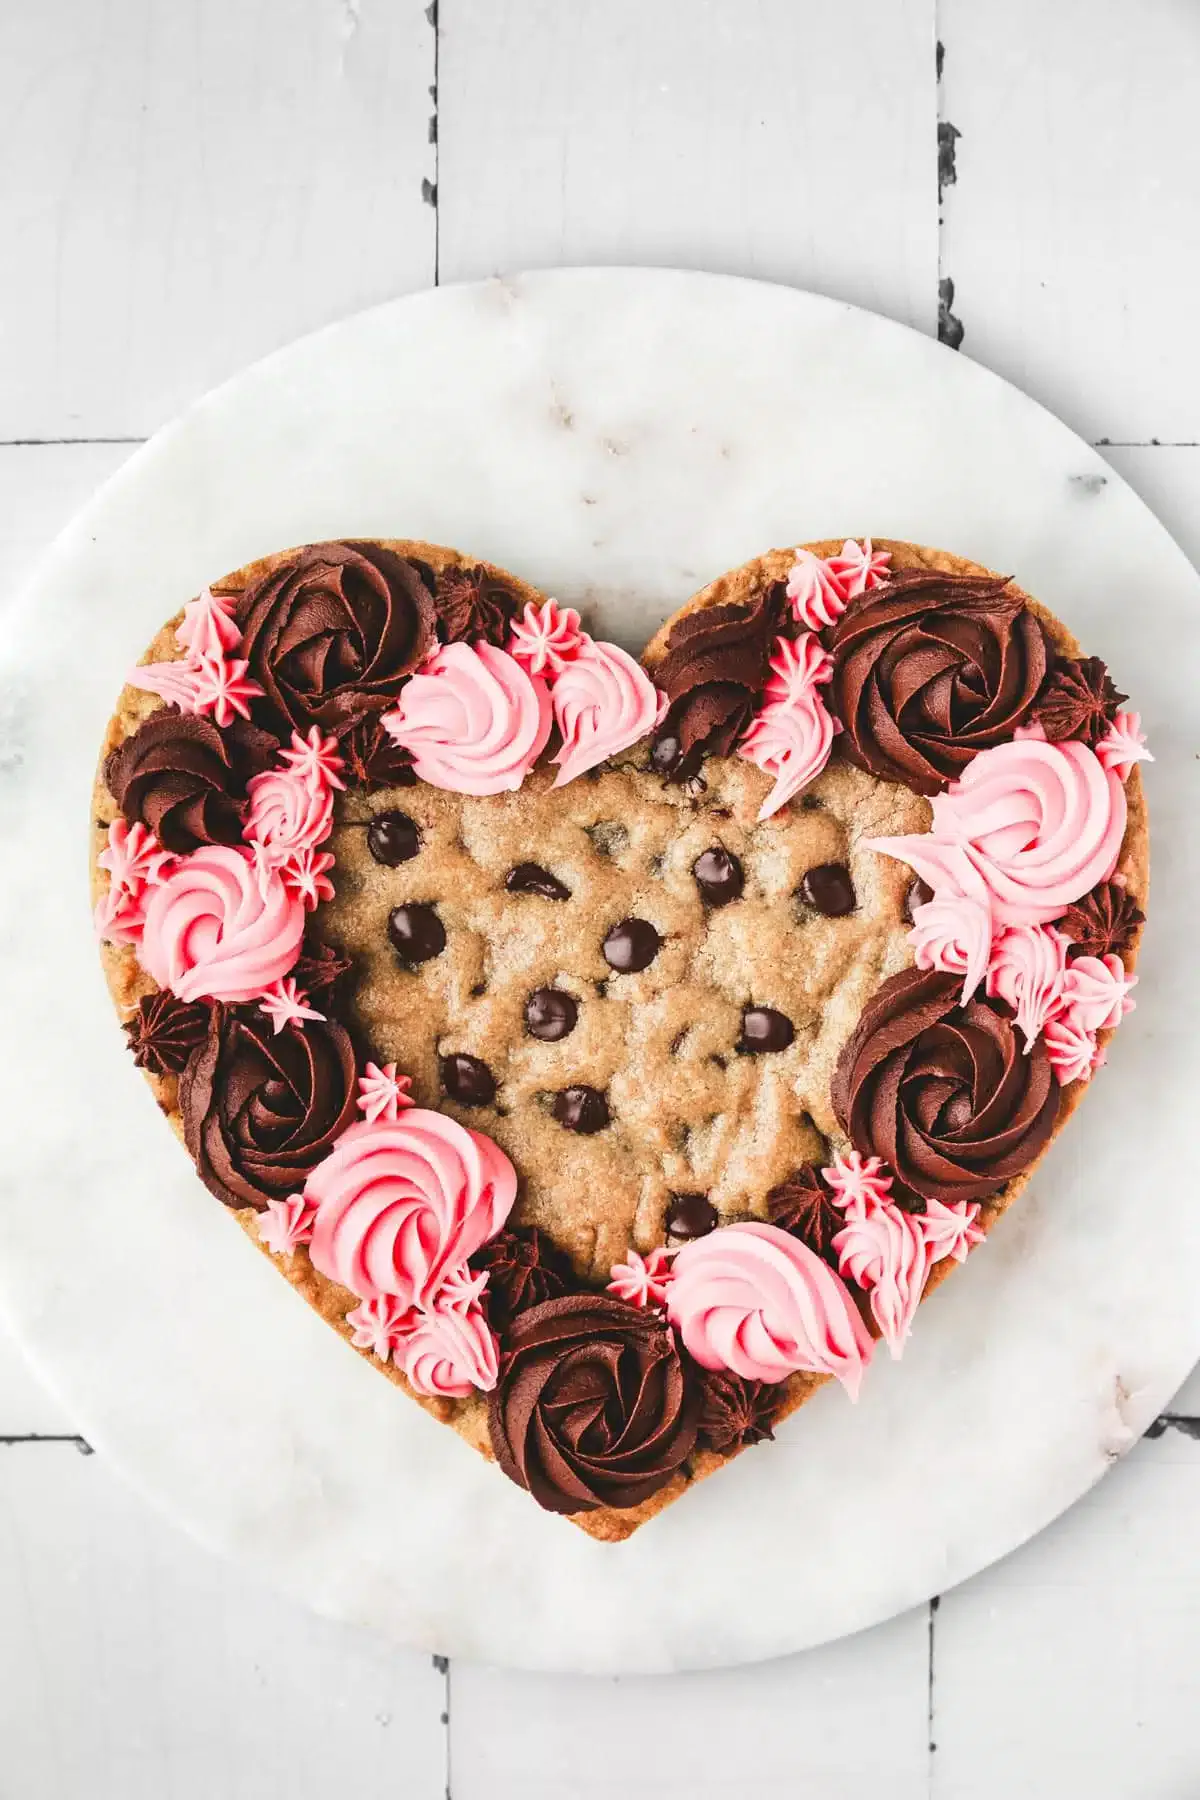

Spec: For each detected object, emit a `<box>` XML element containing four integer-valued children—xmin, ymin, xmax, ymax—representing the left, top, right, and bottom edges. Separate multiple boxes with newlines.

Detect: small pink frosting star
<box><xmin>1095</xmin><ymin>710</ymin><xmax>1152</xmax><ymax>782</ymax></box>
<box><xmin>190</xmin><ymin>653</ymin><xmax>265</xmax><ymax>727</ymax></box>
<box><xmin>919</xmin><ymin>1196</ymin><xmax>984</xmax><ymax>1265</ymax></box>
<box><xmin>279</xmin><ymin>726</ymin><xmax>347</xmax><ymax>794</ymax></box>
<box><xmin>1043</xmin><ymin>1014</ymin><xmax>1103</xmax><ymax>1085</ymax></box>
<box><xmin>175</xmin><ymin>587</ymin><xmax>242</xmax><ymax>659</ymax></box>
<box><xmin>826</xmin><ymin>537</ymin><xmax>892</xmax><ymax>598</ymax></box>
<box><xmin>345</xmin><ymin>1296</ymin><xmax>414</xmax><ymax>1361</ymax></box>
<box><xmin>607</xmin><ymin>1246</ymin><xmax>674</xmax><ymax>1309</ymax></box>
<box><xmin>257</xmin><ymin>1195</ymin><xmax>317</xmax><ymax>1256</ymax></box>
<box><xmin>277</xmin><ymin>847</ymin><xmax>336</xmax><ymax>910</ymax></box>
<box><xmin>258</xmin><ymin>977</ymin><xmax>325</xmax><ymax>1034</ymax></box>
<box><xmin>97</xmin><ymin>818</ymin><xmax>173</xmax><ymax>896</ymax></box>
<box><xmin>785</xmin><ymin>549</ymin><xmax>849</xmax><ymax>631</ymax></box>
<box><xmin>356</xmin><ymin>1061</ymin><xmax>416</xmax><ymax>1123</ymax></box>
<box><xmin>823</xmin><ymin>1149</ymin><xmax>895</xmax><ymax>1216</ymax></box>
<box><xmin>437</xmin><ymin>1261</ymin><xmax>491</xmax><ymax>1313</ymax></box>
<box><xmin>507</xmin><ymin>599</ymin><xmax>587</xmax><ymax>677</ymax></box>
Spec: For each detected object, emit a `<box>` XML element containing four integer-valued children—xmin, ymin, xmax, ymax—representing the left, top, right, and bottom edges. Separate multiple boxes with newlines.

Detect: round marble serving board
<box><xmin>0</xmin><ymin>269</ymin><xmax>1197</xmax><ymax>1674</ymax></box>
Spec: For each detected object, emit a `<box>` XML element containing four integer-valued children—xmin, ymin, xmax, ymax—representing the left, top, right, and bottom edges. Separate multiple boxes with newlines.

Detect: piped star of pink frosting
<box><xmin>607</xmin><ymin>1247</ymin><xmax>674</xmax><ymax>1309</ymax></box>
<box><xmin>304</xmin><ymin>1110</ymin><xmax>517</xmax><ymax>1310</ymax></box>
<box><xmin>258</xmin><ymin>977</ymin><xmax>325</xmax><ymax>1035</ymax></box>
<box><xmin>1095</xmin><ymin>711</ymin><xmax>1152</xmax><ymax>782</ymax></box>
<box><xmin>357</xmin><ymin>1061</ymin><xmax>415</xmax><ymax>1124</ymax></box>
<box><xmin>278</xmin><ymin>727</ymin><xmax>346</xmax><ymax>794</ymax></box>
<box><xmin>826</xmin><ymin>537</ymin><xmax>891</xmax><ymax>598</ymax></box>
<box><xmin>822</xmin><ymin>1149</ymin><xmax>894</xmax><ymax>1214</ymax></box>
<box><xmin>382</xmin><ymin>641</ymin><xmax>552</xmax><ymax>795</ymax></box>
<box><xmin>175</xmin><ymin>588</ymin><xmax>241</xmax><ymax>659</ymax></box>
<box><xmin>127</xmin><ymin>657</ymin><xmax>209</xmax><ymax>712</ymax></box>
<box><xmin>785</xmin><ymin>548</ymin><xmax>849</xmax><ymax>631</ymax></box>
<box><xmin>909</xmin><ymin>888</ymin><xmax>992</xmax><ymax>1003</ymax></box>
<box><xmin>1043</xmin><ymin>1015</ymin><xmax>1105</xmax><ymax>1085</ymax></box>
<box><xmin>919</xmin><ymin>1196</ymin><xmax>984</xmax><ymax>1265</ymax></box>
<box><xmin>274</xmin><ymin>846</ymin><xmax>336</xmax><ymax>911</ymax></box>
<box><xmin>1058</xmin><ymin>952</ymin><xmax>1136</xmax><ymax>1033</ymax></box>
<box><xmin>984</xmin><ymin>923</ymin><xmax>1070</xmax><ymax>1051</ymax></box>
<box><xmin>737</xmin><ymin>633</ymin><xmax>838</xmax><ymax>820</ymax></box>
<box><xmin>868</xmin><ymin>736</ymin><xmax>1126</xmax><ymax>927</ymax></box>
<box><xmin>96</xmin><ymin>819</ymin><xmax>174</xmax><ymax>947</ymax></box>
<box><xmin>666</xmin><ymin>1221</ymin><xmax>874</xmax><ymax>1395</ymax></box>
<box><xmin>138</xmin><ymin>843</ymin><xmax>306</xmax><ymax>1003</ymax></box>
<box><xmin>189</xmin><ymin>653</ymin><xmax>264</xmax><ymax>727</ymax></box>
<box><xmin>257</xmin><ymin>1195</ymin><xmax>317</xmax><ymax>1256</ymax></box>
<box><xmin>345</xmin><ymin>1295</ymin><xmax>412</xmax><ymax>1360</ymax></box>
<box><xmin>833</xmin><ymin>1203</ymin><xmax>932</xmax><ymax>1359</ymax></box>
<box><xmin>507</xmin><ymin>599</ymin><xmax>586</xmax><ymax>677</ymax></box>
<box><xmin>550</xmin><ymin>638</ymin><xmax>665</xmax><ymax>786</ymax></box>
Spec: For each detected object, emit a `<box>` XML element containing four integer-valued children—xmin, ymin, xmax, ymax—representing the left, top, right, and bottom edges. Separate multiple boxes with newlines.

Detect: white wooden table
<box><xmin>2</xmin><ymin>3</ymin><xmax>1198</xmax><ymax>1793</ymax></box>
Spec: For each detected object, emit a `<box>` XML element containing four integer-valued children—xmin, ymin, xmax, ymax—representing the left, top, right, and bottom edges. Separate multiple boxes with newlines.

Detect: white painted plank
<box><xmin>0</xmin><ymin>1443</ymin><xmax>447</xmax><ymax>1800</ymax></box>
<box><xmin>0</xmin><ymin>0</ymin><xmax>436</xmax><ymax>440</ymax></box>
<box><xmin>932</xmin><ymin>1429</ymin><xmax>1200</xmax><ymax>1798</ymax></box>
<box><xmin>450</xmin><ymin>1604</ymin><xmax>930</xmax><ymax>1800</ymax></box>
<box><xmin>438</xmin><ymin>0</ymin><xmax>938</xmax><ymax>336</ymax></box>
<box><xmin>939</xmin><ymin>0</ymin><xmax>1200</xmax><ymax>443</ymax></box>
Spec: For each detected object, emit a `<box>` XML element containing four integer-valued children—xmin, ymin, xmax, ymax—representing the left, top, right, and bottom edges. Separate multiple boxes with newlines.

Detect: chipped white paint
<box><xmin>2</xmin><ymin>0</ymin><xmax>1200</xmax><ymax>1795</ymax></box>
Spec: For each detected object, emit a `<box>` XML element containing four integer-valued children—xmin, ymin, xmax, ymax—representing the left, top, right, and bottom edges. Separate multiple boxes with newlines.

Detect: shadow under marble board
<box><xmin>0</xmin><ymin>269</ymin><xmax>1196</xmax><ymax>1672</ymax></box>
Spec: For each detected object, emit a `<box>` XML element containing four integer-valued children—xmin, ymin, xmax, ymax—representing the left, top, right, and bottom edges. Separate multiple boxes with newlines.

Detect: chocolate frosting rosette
<box><xmin>831</xmin><ymin>967</ymin><xmax>1059</xmax><ymax>1208</ymax></box>
<box><xmin>488</xmin><ymin>1294</ymin><xmax>700</xmax><ymax>1513</ymax></box>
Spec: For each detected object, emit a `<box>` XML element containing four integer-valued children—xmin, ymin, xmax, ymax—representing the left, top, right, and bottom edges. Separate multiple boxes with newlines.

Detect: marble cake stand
<box><xmin>0</xmin><ymin>270</ymin><xmax>1196</xmax><ymax>1673</ymax></box>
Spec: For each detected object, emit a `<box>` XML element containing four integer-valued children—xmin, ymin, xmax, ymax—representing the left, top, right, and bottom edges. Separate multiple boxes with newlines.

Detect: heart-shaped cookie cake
<box><xmin>93</xmin><ymin>536</ymin><xmax>1149</xmax><ymax>1541</ymax></box>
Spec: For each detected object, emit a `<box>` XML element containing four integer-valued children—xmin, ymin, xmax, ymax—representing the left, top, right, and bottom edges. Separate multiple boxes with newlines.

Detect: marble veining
<box><xmin>0</xmin><ymin>270</ymin><xmax>1197</xmax><ymax>1672</ymax></box>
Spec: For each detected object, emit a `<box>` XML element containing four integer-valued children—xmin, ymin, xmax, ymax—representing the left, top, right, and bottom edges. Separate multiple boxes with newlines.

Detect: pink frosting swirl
<box><xmin>551</xmin><ymin>639</ymin><xmax>665</xmax><ymax>787</ymax></box>
<box><xmin>868</xmin><ymin>737</ymin><xmax>1126</xmax><ymax>927</ymax></box>
<box><xmin>244</xmin><ymin>766</ymin><xmax>334</xmax><ymax>856</ymax></box>
<box><xmin>785</xmin><ymin>549</ymin><xmax>849</xmax><ymax>630</ymax></box>
<box><xmin>305</xmin><ymin>1111</ymin><xmax>517</xmax><ymax>1309</ymax></box>
<box><xmin>985</xmin><ymin>923</ymin><xmax>1069</xmax><ymax>1050</ymax></box>
<box><xmin>139</xmin><ymin>844</ymin><xmax>305</xmax><ymax>1003</ymax></box>
<box><xmin>666</xmin><ymin>1221</ymin><xmax>874</xmax><ymax>1395</ymax></box>
<box><xmin>738</xmin><ymin>639</ymin><xmax>838</xmax><ymax>821</ymax></box>
<box><xmin>1043</xmin><ymin>1014</ymin><xmax>1103</xmax><ymax>1085</ymax></box>
<box><xmin>397</xmin><ymin>1296</ymin><xmax>499</xmax><ymax>1398</ymax></box>
<box><xmin>381</xmin><ymin>642</ymin><xmax>552</xmax><ymax>795</ymax></box>
<box><xmin>833</xmin><ymin>1203</ymin><xmax>932</xmax><ymax>1359</ymax></box>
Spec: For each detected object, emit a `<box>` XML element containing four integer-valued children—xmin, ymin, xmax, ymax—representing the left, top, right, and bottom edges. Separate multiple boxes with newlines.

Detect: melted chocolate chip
<box><xmin>440</xmin><ymin>1053</ymin><xmax>496</xmax><ymax>1107</ymax></box>
<box><xmin>665</xmin><ymin>1193</ymin><xmax>717</xmax><ymax>1240</ymax></box>
<box><xmin>367</xmin><ymin>811</ymin><xmax>420</xmax><ymax>866</ymax></box>
<box><xmin>693</xmin><ymin>847</ymin><xmax>744</xmax><ymax>906</ymax></box>
<box><xmin>505</xmin><ymin>862</ymin><xmax>571</xmax><ymax>901</ymax></box>
<box><xmin>905</xmin><ymin>877</ymin><xmax>935</xmax><ymax>923</ymax></box>
<box><xmin>553</xmin><ymin>1085</ymin><xmax>610</xmax><ymax>1133</ymax></box>
<box><xmin>738</xmin><ymin>1007</ymin><xmax>794</xmax><ymax>1053</ymax></box>
<box><xmin>387</xmin><ymin>903</ymin><xmax>446</xmax><ymax>964</ymax></box>
<box><xmin>525</xmin><ymin>988</ymin><xmax>579</xmax><ymax>1042</ymax></box>
<box><xmin>603</xmin><ymin>918</ymin><xmax>661</xmax><ymax>972</ymax></box>
<box><xmin>799</xmin><ymin>862</ymin><xmax>856</xmax><ymax>917</ymax></box>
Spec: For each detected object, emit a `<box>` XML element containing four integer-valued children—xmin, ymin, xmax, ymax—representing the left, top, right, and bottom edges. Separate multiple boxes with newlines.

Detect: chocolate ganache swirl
<box><xmin>826</xmin><ymin>569</ymin><xmax>1049</xmax><ymax>793</ymax></box>
<box><xmin>487</xmin><ymin>1294</ymin><xmax>700</xmax><ymax>1513</ymax></box>
<box><xmin>235</xmin><ymin>541</ymin><xmax>436</xmax><ymax>741</ymax></box>
<box><xmin>179</xmin><ymin>1005</ymin><xmax>358</xmax><ymax>1211</ymax></box>
<box><xmin>651</xmin><ymin>585</ymin><xmax>781</xmax><ymax>778</ymax></box>
<box><xmin>831</xmin><ymin>967</ymin><xmax>1058</xmax><ymax>1208</ymax></box>
<box><xmin>106</xmin><ymin>712</ymin><xmax>277</xmax><ymax>854</ymax></box>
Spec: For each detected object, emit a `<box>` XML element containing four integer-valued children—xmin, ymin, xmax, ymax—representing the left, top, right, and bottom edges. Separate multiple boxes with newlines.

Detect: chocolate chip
<box><xmin>738</xmin><ymin>1007</ymin><xmax>794</xmax><ymax>1053</ymax></box>
<box><xmin>603</xmin><ymin>917</ymin><xmax>661</xmax><ymax>972</ymax></box>
<box><xmin>440</xmin><ymin>1053</ymin><xmax>496</xmax><ymax>1107</ymax></box>
<box><xmin>666</xmin><ymin>1193</ymin><xmax>717</xmax><ymax>1239</ymax></box>
<box><xmin>905</xmin><ymin>878</ymin><xmax>935</xmax><ymax>923</ymax></box>
<box><xmin>693</xmin><ymin>847</ymin><xmax>744</xmax><ymax>906</ymax></box>
<box><xmin>367</xmin><ymin>811</ymin><xmax>420</xmax><ymax>866</ymax></box>
<box><xmin>387</xmin><ymin>903</ymin><xmax>445</xmax><ymax>964</ymax></box>
<box><xmin>799</xmin><ymin>863</ymin><xmax>856</xmax><ymax>917</ymax></box>
<box><xmin>553</xmin><ymin>1085</ymin><xmax>609</xmax><ymax>1133</ymax></box>
<box><xmin>506</xmin><ymin>863</ymin><xmax>570</xmax><ymax>900</ymax></box>
<box><xmin>525</xmin><ymin>988</ymin><xmax>578</xmax><ymax>1041</ymax></box>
